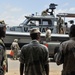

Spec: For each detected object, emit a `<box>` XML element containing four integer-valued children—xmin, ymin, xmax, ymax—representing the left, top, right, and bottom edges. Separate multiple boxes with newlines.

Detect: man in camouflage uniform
<box><xmin>11</xmin><ymin>39</ymin><xmax>20</xmax><ymax>60</ymax></box>
<box><xmin>19</xmin><ymin>28</ymin><xmax>49</xmax><ymax>75</ymax></box>
<box><xmin>0</xmin><ymin>20</ymin><xmax>7</xmax><ymax>75</ymax></box>
<box><xmin>41</xmin><ymin>9</ymin><xmax>49</xmax><ymax>16</ymax></box>
<box><xmin>57</xmin><ymin>16</ymin><xmax>64</xmax><ymax>34</ymax></box>
<box><xmin>54</xmin><ymin>25</ymin><xmax>75</xmax><ymax>75</ymax></box>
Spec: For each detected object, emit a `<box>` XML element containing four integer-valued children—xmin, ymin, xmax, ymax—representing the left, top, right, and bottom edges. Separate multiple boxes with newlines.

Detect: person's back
<box><xmin>58</xmin><ymin>39</ymin><xmax>75</xmax><ymax>71</ymax></box>
<box><xmin>45</xmin><ymin>27</ymin><xmax>51</xmax><ymax>42</ymax></box>
<box><xmin>54</xmin><ymin>25</ymin><xmax>75</xmax><ymax>75</ymax></box>
<box><xmin>20</xmin><ymin>40</ymin><xmax>49</xmax><ymax>75</ymax></box>
<box><xmin>19</xmin><ymin>28</ymin><xmax>49</xmax><ymax>75</ymax></box>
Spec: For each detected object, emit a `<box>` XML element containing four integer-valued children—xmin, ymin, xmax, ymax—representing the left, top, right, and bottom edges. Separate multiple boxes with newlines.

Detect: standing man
<box><xmin>11</xmin><ymin>39</ymin><xmax>20</xmax><ymax>60</ymax></box>
<box><xmin>19</xmin><ymin>28</ymin><xmax>49</xmax><ymax>75</ymax></box>
<box><xmin>0</xmin><ymin>20</ymin><xmax>7</xmax><ymax>75</ymax></box>
<box><xmin>54</xmin><ymin>25</ymin><xmax>75</xmax><ymax>75</ymax></box>
<box><xmin>45</xmin><ymin>27</ymin><xmax>51</xmax><ymax>42</ymax></box>
<box><xmin>63</xmin><ymin>22</ymin><xmax>68</xmax><ymax>34</ymax></box>
<box><xmin>57</xmin><ymin>16</ymin><xmax>64</xmax><ymax>33</ymax></box>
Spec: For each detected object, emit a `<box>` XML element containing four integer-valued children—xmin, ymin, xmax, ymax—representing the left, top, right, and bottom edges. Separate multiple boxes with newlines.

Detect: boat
<box><xmin>4</xmin><ymin>3</ymin><xmax>71</xmax><ymax>48</ymax></box>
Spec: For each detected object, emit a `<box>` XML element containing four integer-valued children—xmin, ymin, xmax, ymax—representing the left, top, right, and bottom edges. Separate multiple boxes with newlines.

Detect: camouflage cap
<box><xmin>0</xmin><ymin>20</ymin><xmax>7</xmax><ymax>27</ymax></box>
<box><xmin>30</xmin><ymin>28</ymin><xmax>41</xmax><ymax>34</ymax></box>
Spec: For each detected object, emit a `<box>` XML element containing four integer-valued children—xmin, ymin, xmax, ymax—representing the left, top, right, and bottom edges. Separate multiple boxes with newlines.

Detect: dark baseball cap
<box><xmin>69</xmin><ymin>25</ymin><xmax>75</xmax><ymax>37</ymax></box>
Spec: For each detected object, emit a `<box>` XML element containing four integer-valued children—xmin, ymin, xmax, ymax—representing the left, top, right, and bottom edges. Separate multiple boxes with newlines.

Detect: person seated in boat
<box><xmin>30</xmin><ymin>21</ymin><xmax>36</xmax><ymax>25</ymax></box>
<box><xmin>41</xmin><ymin>9</ymin><xmax>49</xmax><ymax>16</ymax></box>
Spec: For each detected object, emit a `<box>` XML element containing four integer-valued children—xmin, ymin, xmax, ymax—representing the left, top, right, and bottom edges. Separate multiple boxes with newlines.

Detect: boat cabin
<box><xmin>7</xmin><ymin>15</ymin><xmax>58</xmax><ymax>33</ymax></box>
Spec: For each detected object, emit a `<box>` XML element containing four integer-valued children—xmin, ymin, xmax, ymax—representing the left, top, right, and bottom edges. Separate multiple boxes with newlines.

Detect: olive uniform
<box><xmin>41</xmin><ymin>9</ymin><xmax>49</xmax><ymax>16</ymax></box>
<box><xmin>0</xmin><ymin>39</ymin><xmax>7</xmax><ymax>75</ymax></box>
<box><xmin>0</xmin><ymin>20</ymin><xmax>7</xmax><ymax>75</ymax></box>
<box><xmin>57</xmin><ymin>17</ymin><xmax>64</xmax><ymax>34</ymax></box>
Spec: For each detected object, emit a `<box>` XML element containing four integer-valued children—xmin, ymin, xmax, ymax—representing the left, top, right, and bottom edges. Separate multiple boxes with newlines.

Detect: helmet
<box><xmin>0</xmin><ymin>20</ymin><xmax>7</xmax><ymax>38</ymax></box>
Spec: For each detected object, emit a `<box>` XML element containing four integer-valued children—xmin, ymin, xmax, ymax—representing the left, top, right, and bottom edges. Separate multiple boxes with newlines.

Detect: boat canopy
<box><xmin>57</xmin><ymin>13</ymin><xmax>75</xmax><ymax>18</ymax></box>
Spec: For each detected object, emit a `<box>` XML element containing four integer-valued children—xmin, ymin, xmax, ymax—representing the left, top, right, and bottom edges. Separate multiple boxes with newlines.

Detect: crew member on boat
<box><xmin>57</xmin><ymin>16</ymin><xmax>64</xmax><ymax>34</ymax></box>
<box><xmin>41</xmin><ymin>9</ymin><xmax>49</xmax><ymax>16</ymax></box>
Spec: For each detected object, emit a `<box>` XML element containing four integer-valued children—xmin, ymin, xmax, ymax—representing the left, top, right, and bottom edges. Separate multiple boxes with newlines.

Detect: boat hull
<box><xmin>4</xmin><ymin>31</ymin><xmax>45</xmax><ymax>48</ymax></box>
<box><xmin>4</xmin><ymin>31</ymin><xmax>69</xmax><ymax>49</ymax></box>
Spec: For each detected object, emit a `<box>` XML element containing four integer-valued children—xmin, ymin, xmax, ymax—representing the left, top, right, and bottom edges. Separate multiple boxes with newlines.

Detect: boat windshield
<box><xmin>19</xmin><ymin>18</ymin><xmax>29</xmax><ymax>26</ymax></box>
<box><xmin>23</xmin><ymin>19</ymin><xmax>28</xmax><ymax>24</ymax></box>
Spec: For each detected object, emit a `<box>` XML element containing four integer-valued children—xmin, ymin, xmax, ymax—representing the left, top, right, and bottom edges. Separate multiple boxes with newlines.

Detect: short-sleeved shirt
<box><xmin>46</xmin><ymin>29</ymin><xmax>51</xmax><ymax>38</ymax></box>
<box><xmin>58</xmin><ymin>37</ymin><xmax>75</xmax><ymax>72</ymax></box>
<box><xmin>19</xmin><ymin>40</ymin><xmax>49</xmax><ymax>75</ymax></box>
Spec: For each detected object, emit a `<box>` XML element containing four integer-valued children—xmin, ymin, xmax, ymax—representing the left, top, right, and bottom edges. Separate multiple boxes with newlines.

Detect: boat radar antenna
<box><xmin>49</xmin><ymin>3</ymin><xmax>58</xmax><ymax>15</ymax></box>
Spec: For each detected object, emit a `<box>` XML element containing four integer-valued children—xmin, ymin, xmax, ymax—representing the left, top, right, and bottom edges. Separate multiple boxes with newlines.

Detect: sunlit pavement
<box><xmin>6</xmin><ymin>58</ymin><xmax>20</xmax><ymax>75</ymax></box>
<box><xmin>6</xmin><ymin>50</ymin><xmax>20</xmax><ymax>75</ymax></box>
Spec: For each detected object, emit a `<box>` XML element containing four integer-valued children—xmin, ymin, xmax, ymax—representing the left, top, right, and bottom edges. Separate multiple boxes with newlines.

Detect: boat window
<box><xmin>43</xmin><ymin>21</ymin><xmax>48</xmax><ymax>25</ymax></box>
<box><xmin>42</xmin><ymin>19</ymin><xmax>52</xmax><ymax>25</ymax></box>
<box><xmin>15</xmin><ymin>27</ymin><xmax>22</xmax><ymax>32</ymax></box>
<box><xmin>10</xmin><ymin>27</ymin><xmax>15</xmax><ymax>31</ymax></box>
<box><xmin>35</xmin><ymin>21</ymin><xmax>39</xmax><ymax>26</ymax></box>
<box><xmin>22</xmin><ymin>18</ymin><xmax>29</xmax><ymax>24</ymax></box>
<box><xmin>27</xmin><ymin>19</ymin><xmax>40</xmax><ymax>26</ymax></box>
<box><xmin>27</xmin><ymin>21</ymin><xmax>36</xmax><ymax>25</ymax></box>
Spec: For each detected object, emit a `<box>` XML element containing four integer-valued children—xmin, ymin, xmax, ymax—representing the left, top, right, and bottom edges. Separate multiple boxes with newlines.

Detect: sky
<box><xmin>0</xmin><ymin>0</ymin><xmax>75</xmax><ymax>26</ymax></box>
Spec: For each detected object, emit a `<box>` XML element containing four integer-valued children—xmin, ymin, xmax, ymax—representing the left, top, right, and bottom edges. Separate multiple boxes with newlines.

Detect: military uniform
<box><xmin>57</xmin><ymin>17</ymin><xmax>64</xmax><ymax>34</ymax></box>
<box><xmin>41</xmin><ymin>9</ymin><xmax>49</xmax><ymax>16</ymax></box>
<box><xmin>11</xmin><ymin>40</ymin><xmax>20</xmax><ymax>60</ymax></box>
<box><xmin>19</xmin><ymin>40</ymin><xmax>49</xmax><ymax>75</ymax></box>
<box><xmin>0</xmin><ymin>20</ymin><xmax>7</xmax><ymax>75</ymax></box>
<box><xmin>55</xmin><ymin>37</ymin><xmax>75</xmax><ymax>75</ymax></box>
<box><xmin>0</xmin><ymin>39</ymin><xmax>7</xmax><ymax>75</ymax></box>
